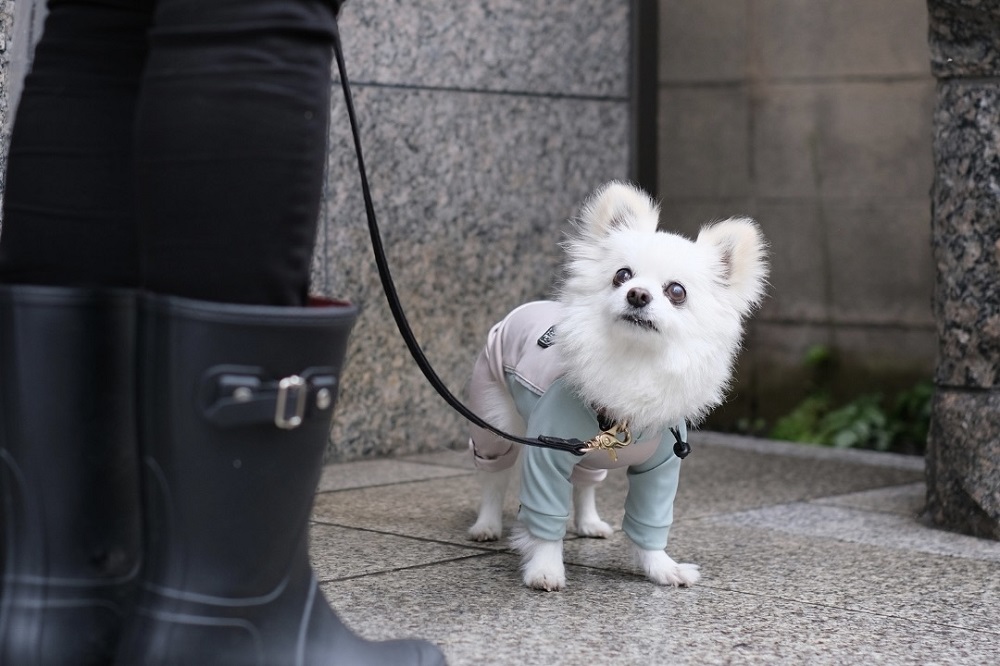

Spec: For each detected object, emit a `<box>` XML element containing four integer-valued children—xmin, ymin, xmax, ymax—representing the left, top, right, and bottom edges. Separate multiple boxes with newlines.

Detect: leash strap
<box><xmin>330</xmin><ymin>23</ymin><xmax>589</xmax><ymax>456</ymax></box>
<box><xmin>330</xmin><ymin>23</ymin><xmax>691</xmax><ymax>459</ymax></box>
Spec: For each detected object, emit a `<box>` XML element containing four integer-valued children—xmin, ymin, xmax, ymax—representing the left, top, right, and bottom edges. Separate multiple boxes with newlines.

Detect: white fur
<box><xmin>470</xmin><ymin>181</ymin><xmax>768</xmax><ymax>590</ymax></box>
<box><xmin>511</xmin><ymin>524</ymin><xmax>565</xmax><ymax>591</ymax></box>
<box><xmin>573</xmin><ymin>482</ymin><xmax>613</xmax><ymax>538</ymax></box>
<box><xmin>468</xmin><ymin>466</ymin><xmax>513</xmax><ymax>542</ymax></box>
<box><xmin>559</xmin><ymin>181</ymin><xmax>768</xmax><ymax>433</ymax></box>
<box><xmin>633</xmin><ymin>544</ymin><xmax>701</xmax><ymax>587</ymax></box>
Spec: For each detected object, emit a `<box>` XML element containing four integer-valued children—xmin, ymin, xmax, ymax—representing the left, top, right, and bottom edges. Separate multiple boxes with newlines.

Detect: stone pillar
<box><xmin>925</xmin><ymin>0</ymin><xmax>1000</xmax><ymax>539</ymax></box>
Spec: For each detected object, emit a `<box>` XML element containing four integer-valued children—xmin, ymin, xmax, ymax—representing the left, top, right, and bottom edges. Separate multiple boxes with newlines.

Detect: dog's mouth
<box><xmin>620</xmin><ymin>313</ymin><xmax>659</xmax><ymax>332</ymax></box>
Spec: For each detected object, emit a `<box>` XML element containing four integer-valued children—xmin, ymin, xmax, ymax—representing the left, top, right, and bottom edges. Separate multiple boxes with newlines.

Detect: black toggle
<box><xmin>670</xmin><ymin>427</ymin><xmax>691</xmax><ymax>459</ymax></box>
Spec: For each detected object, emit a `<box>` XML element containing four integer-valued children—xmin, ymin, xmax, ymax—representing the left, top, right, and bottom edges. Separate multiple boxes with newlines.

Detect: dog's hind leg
<box><xmin>468</xmin><ymin>463</ymin><xmax>514</xmax><ymax>542</ymax></box>
<box><xmin>571</xmin><ymin>483</ymin><xmax>614</xmax><ymax>538</ymax></box>
<box><xmin>571</xmin><ymin>468</ymin><xmax>613</xmax><ymax>538</ymax></box>
<box><xmin>466</xmin><ymin>356</ymin><xmax>523</xmax><ymax>542</ymax></box>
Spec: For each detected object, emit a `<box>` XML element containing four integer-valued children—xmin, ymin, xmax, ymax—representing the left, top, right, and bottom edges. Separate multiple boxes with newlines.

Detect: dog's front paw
<box><xmin>634</xmin><ymin>548</ymin><xmax>701</xmax><ymax>587</ymax></box>
<box><xmin>468</xmin><ymin>519</ymin><xmax>503</xmax><ymax>542</ymax></box>
<box><xmin>522</xmin><ymin>548</ymin><xmax>566</xmax><ymax>591</ymax></box>
<box><xmin>511</xmin><ymin>525</ymin><xmax>566</xmax><ymax>591</ymax></box>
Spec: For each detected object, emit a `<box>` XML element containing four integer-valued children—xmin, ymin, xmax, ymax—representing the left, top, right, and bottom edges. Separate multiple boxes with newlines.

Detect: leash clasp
<box><xmin>580</xmin><ymin>420</ymin><xmax>633</xmax><ymax>462</ymax></box>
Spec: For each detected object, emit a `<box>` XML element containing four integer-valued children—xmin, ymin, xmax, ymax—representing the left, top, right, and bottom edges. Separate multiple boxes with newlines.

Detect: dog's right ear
<box><xmin>579</xmin><ymin>181</ymin><xmax>660</xmax><ymax>236</ymax></box>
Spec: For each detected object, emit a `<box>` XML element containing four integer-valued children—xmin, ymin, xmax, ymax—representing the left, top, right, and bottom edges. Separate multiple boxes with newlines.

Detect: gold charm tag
<box><xmin>580</xmin><ymin>420</ymin><xmax>632</xmax><ymax>462</ymax></box>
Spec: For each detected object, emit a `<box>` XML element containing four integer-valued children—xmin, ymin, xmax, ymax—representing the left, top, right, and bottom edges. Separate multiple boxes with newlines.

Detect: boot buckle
<box><xmin>275</xmin><ymin>375</ymin><xmax>308</xmax><ymax>430</ymax></box>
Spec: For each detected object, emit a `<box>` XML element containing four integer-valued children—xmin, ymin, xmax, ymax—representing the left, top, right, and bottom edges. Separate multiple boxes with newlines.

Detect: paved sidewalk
<box><xmin>309</xmin><ymin>432</ymin><xmax>1000</xmax><ymax>665</ymax></box>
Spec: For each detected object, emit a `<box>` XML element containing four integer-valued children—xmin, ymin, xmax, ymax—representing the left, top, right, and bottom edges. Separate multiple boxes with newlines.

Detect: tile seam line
<box><xmin>933</xmin><ymin>74</ymin><xmax>1000</xmax><ymax>84</ymax></box>
<box><xmin>336</xmin><ymin>79</ymin><xmax>628</xmax><ymax>103</ymax></box>
<box><xmin>660</xmin><ymin>73</ymin><xmax>933</xmax><ymax>87</ymax></box>
<box><xmin>309</xmin><ymin>520</ymin><xmax>503</xmax><ymax>553</ymax></box>
<box><xmin>393</xmin><ymin>458</ymin><xmax>478</xmax><ymax>471</ymax></box>
<box><xmin>755</xmin><ymin>318</ymin><xmax>936</xmax><ymax>331</ymax></box>
<box><xmin>687</xmin><ymin>585</ymin><xmax>1000</xmax><ymax>636</ymax></box>
<box><xmin>318</xmin><ymin>551</ymin><xmax>506</xmax><ymax>584</ymax></box>
<box><xmin>661</xmin><ymin>195</ymin><xmax>936</xmax><ymax>204</ymax></box>
<box><xmin>690</xmin><ymin>508</ymin><xmax>1000</xmax><ymax>562</ymax></box>
<box><xmin>315</xmin><ymin>471</ymin><xmax>474</xmax><ymax>494</ymax></box>
<box><xmin>677</xmin><ymin>494</ymin><xmax>919</xmax><ymax>524</ymax></box>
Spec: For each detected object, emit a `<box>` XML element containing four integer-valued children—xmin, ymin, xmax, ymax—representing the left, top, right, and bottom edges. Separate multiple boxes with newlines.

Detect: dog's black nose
<box><xmin>627</xmin><ymin>287</ymin><xmax>651</xmax><ymax>308</ymax></box>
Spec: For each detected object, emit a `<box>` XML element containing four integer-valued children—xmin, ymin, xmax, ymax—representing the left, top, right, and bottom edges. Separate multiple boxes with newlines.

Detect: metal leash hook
<box><xmin>580</xmin><ymin>421</ymin><xmax>633</xmax><ymax>462</ymax></box>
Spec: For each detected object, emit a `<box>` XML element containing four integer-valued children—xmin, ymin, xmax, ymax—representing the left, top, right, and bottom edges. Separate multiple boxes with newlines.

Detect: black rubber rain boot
<box><xmin>116</xmin><ymin>294</ymin><xmax>445</xmax><ymax>665</ymax></box>
<box><xmin>0</xmin><ymin>285</ymin><xmax>142</xmax><ymax>665</ymax></box>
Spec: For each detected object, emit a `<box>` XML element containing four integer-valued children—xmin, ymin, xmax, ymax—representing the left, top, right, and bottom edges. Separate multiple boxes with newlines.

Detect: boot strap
<box><xmin>200</xmin><ymin>365</ymin><xmax>338</xmax><ymax>430</ymax></box>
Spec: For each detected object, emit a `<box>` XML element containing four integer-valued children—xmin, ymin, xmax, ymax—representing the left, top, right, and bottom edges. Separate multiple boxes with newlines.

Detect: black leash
<box><xmin>330</xmin><ymin>24</ymin><xmax>690</xmax><ymax>459</ymax></box>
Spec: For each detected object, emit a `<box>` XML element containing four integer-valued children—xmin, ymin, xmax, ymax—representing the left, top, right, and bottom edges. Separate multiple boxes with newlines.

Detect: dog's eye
<box><xmin>612</xmin><ymin>268</ymin><xmax>632</xmax><ymax>287</ymax></box>
<box><xmin>665</xmin><ymin>282</ymin><xmax>686</xmax><ymax>305</ymax></box>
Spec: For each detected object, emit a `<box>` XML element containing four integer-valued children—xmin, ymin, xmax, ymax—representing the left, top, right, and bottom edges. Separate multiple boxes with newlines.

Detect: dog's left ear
<box><xmin>696</xmin><ymin>218</ymin><xmax>769</xmax><ymax>315</ymax></box>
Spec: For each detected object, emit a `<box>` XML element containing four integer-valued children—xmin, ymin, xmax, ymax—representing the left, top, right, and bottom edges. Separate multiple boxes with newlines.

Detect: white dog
<box><xmin>466</xmin><ymin>181</ymin><xmax>768</xmax><ymax>590</ymax></box>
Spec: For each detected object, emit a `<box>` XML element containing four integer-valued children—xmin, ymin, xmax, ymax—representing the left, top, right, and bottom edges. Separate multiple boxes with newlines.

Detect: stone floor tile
<box><xmin>318</xmin><ymin>458</ymin><xmax>469</xmax><ymax>492</ymax></box>
<box><xmin>308</xmin><ymin>523</ymin><xmax>485</xmax><ymax>581</ymax></box>
<box><xmin>812</xmin><ymin>482</ymin><xmax>926</xmax><ymax>515</ymax></box>
<box><xmin>324</xmin><ymin>553</ymin><xmax>999</xmax><ymax>666</ymax></box>
<box><xmin>312</xmin><ymin>474</ymin><xmax>514</xmax><ymax>550</ymax></box>
<box><xmin>708</xmin><ymin>502</ymin><xmax>1000</xmax><ymax>562</ymax></box>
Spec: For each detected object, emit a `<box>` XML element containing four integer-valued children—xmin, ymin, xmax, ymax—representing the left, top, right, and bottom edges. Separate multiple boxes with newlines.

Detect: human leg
<box><xmin>119</xmin><ymin>2</ymin><xmax>445</xmax><ymax>661</ymax></box>
<box><xmin>0</xmin><ymin>0</ymin><xmax>153</xmax><ymax>287</ymax></box>
<box><xmin>0</xmin><ymin>286</ymin><xmax>141</xmax><ymax>665</ymax></box>
<box><xmin>133</xmin><ymin>0</ymin><xmax>339</xmax><ymax>305</ymax></box>
<box><xmin>0</xmin><ymin>4</ymin><xmax>152</xmax><ymax>663</ymax></box>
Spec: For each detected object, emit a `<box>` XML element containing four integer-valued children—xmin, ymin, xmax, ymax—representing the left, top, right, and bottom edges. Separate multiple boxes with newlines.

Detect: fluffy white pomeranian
<box><xmin>465</xmin><ymin>181</ymin><xmax>768</xmax><ymax>591</ymax></box>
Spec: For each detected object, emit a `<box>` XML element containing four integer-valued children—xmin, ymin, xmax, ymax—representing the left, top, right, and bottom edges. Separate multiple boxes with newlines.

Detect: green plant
<box><xmin>815</xmin><ymin>393</ymin><xmax>891</xmax><ymax>451</ymax></box>
<box><xmin>767</xmin><ymin>346</ymin><xmax>933</xmax><ymax>454</ymax></box>
<box><xmin>769</xmin><ymin>393</ymin><xmax>831</xmax><ymax>443</ymax></box>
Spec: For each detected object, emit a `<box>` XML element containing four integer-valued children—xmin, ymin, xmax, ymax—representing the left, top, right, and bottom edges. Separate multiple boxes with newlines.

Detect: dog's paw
<box><xmin>511</xmin><ymin>524</ymin><xmax>566</xmax><ymax>591</ymax></box>
<box><xmin>523</xmin><ymin>563</ymin><xmax>566</xmax><ymax>592</ymax></box>
<box><xmin>634</xmin><ymin>548</ymin><xmax>701</xmax><ymax>587</ymax></box>
<box><xmin>468</xmin><ymin>519</ymin><xmax>503</xmax><ymax>542</ymax></box>
<box><xmin>574</xmin><ymin>517</ymin><xmax>614</xmax><ymax>539</ymax></box>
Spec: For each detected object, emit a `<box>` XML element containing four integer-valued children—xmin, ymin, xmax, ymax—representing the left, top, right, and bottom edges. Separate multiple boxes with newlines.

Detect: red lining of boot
<box><xmin>308</xmin><ymin>295</ymin><xmax>352</xmax><ymax>307</ymax></box>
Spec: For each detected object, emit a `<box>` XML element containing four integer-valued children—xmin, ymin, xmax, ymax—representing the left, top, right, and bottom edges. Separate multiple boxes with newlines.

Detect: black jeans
<box><xmin>0</xmin><ymin>0</ymin><xmax>340</xmax><ymax>306</ymax></box>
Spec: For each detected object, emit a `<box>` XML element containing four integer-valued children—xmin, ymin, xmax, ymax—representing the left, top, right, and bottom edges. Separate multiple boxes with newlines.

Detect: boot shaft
<box><xmin>0</xmin><ymin>285</ymin><xmax>142</xmax><ymax>665</ymax></box>
<box><xmin>137</xmin><ymin>294</ymin><xmax>357</xmax><ymax>598</ymax></box>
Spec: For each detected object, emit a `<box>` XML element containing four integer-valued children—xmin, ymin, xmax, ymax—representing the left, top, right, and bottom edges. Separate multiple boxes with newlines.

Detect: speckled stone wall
<box><xmin>0</xmin><ymin>0</ymin><xmax>14</xmax><ymax>209</ymax></box>
<box><xmin>315</xmin><ymin>1</ymin><xmax>633</xmax><ymax>459</ymax></box>
<box><xmin>1</xmin><ymin>0</ymin><xmax>46</xmax><ymax>228</ymax></box>
<box><xmin>925</xmin><ymin>0</ymin><xmax>1000</xmax><ymax>540</ymax></box>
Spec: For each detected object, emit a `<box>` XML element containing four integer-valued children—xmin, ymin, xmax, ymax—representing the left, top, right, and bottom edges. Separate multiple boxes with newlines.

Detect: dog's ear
<box><xmin>697</xmin><ymin>218</ymin><xmax>769</xmax><ymax>315</ymax></box>
<box><xmin>579</xmin><ymin>181</ymin><xmax>660</xmax><ymax>236</ymax></box>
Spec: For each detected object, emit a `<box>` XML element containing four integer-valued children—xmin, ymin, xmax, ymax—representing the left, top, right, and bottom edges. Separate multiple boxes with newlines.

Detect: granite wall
<box><xmin>0</xmin><ymin>0</ymin><xmax>14</xmax><ymax>203</ymax></box>
<box><xmin>0</xmin><ymin>2</ymin><xmax>634</xmax><ymax>460</ymax></box>
<box><xmin>655</xmin><ymin>0</ymin><xmax>937</xmax><ymax>429</ymax></box>
<box><xmin>924</xmin><ymin>0</ymin><xmax>1000</xmax><ymax>539</ymax></box>
<box><xmin>313</xmin><ymin>1</ymin><xmax>633</xmax><ymax>458</ymax></box>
